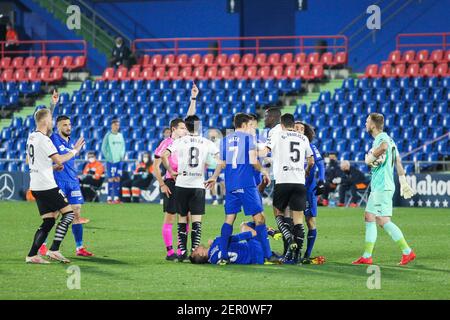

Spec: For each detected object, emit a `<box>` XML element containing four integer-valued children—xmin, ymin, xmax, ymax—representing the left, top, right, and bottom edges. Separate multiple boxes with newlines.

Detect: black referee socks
<box><xmin>28</xmin><ymin>217</ymin><xmax>55</xmax><ymax>257</ymax></box>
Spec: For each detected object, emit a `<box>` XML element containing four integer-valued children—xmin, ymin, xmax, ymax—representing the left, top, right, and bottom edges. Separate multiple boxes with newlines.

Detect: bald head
<box><xmin>340</xmin><ymin>160</ymin><xmax>350</xmax><ymax>171</ymax></box>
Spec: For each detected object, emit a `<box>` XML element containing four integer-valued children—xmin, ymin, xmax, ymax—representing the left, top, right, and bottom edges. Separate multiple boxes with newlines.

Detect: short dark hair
<box><xmin>280</xmin><ymin>113</ymin><xmax>295</xmax><ymax>128</ymax></box>
<box><xmin>369</xmin><ymin>113</ymin><xmax>384</xmax><ymax>130</ymax></box>
<box><xmin>189</xmin><ymin>254</ymin><xmax>209</xmax><ymax>264</ymax></box>
<box><xmin>265</xmin><ymin>107</ymin><xmax>281</xmax><ymax>118</ymax></box>
<box><xmin>248</xmin><ymin>113</ymin><xmax>258</xmax><ymax>121</ymax></box>
<box><xmin>233</xmin><ymin>113</ymin><xmax>251</xmax><ymax>129</ymax></box>
<box><xmin>87</xmin><ymin>151</ymin><xmax>96</xmax><ymax>157</ymax></box>
<box><xmin>169</xmin><ymin>118</ymin><xmax>184</xmax><ymax>130</ymax></box>
<box><xmin>56</xmin><ymin>115</ymin><xmax>70</xmax><ymax>123</ymax></box>
<box><xmin>184</xmin><ymin>115</ymin><xmax>200</xmax><ymax>133</ymax></box>
<box><xmin>301</xmin><ymin>122</ymin><xmax>316</xmax><ymax>142</ymax></box>
<box><xmin>111</xmin><ymin>118</ymin><xmax>119</xmax><ymax>124</ymax></box>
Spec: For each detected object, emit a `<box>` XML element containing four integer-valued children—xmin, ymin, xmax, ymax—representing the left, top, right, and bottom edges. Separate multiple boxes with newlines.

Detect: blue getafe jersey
<box><xmin>208</xmin><ymin>237</ymin><xmax>253</xmax><ymax>264</ymax></box>
<box><xmin>220</xmin><ymin>131</ymin><xmax>257</xmax><ymax>192</ymax></box>
<box><xmin>51</xmin><ymin>133</ymin><xmax>78</xmax><ymax>184</ymax></box>
<box><xmin>306</xmin><ymin>143</ymin><xmax>325</xmax><ymax>189</ymax></box>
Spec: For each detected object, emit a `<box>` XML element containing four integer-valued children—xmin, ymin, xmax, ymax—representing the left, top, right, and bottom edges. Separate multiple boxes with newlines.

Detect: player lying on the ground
<box><xmin>189</xmin><ymin>222</ymin><xmax>281</xmax><ymax>265</ymax></box>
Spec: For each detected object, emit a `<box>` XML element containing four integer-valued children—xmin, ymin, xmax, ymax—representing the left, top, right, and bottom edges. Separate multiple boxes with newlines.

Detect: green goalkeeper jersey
<box><xmin>370</xmin><ymin>132</ymin><xmax>397</xmax><ymax>192</ymax></box>
<box><xmin>101</xmin><ymin>131</ymin><xmax>125</xmax><ymax>163</ymax></box>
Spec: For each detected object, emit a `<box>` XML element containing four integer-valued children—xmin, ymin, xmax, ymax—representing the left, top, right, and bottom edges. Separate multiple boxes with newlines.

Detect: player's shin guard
<box><xmin>72</xmin><ymin>223</ymin><xmax>83</xmax><ymax>249</ymax></box>
<box><xmin>177</xmin><ymin>223</ymin><xmax>188</xmax><ymax>255</ymax></box>
<box><xmin>293</xmin><ymin>224</ymin><xmax>305</xmax><ymax>261</ymax></box>
<box><xmin>28</xmin><ymin>218</ymin><xmax>55</xmax><ymax>257</ymax></box>
<box><xmin>255</xmin><ymin>224</ymin><xmax>272</xmax><ymax>259</ymax></box>
<box><xmin>162</xmin><ymin>223</ymin><xmax>174</xmax><ymax>256</ymax></box>
<box><xmin>219</xmin><ymin>223</ymin><xmax>233</xmax><ymax>260</ymax></box>
<box><xmin>50</xmin><ymin>212</ymin><xmax>75</xmax><ymax>251</ymax></box>
<box><xmin>383</xmin><ymin>221</ymin><xmax>411</xmax><ymax>255</ymax></box>
<box><xmin>191</xmin><ymin>222</ymin><xmax>202</xmax><ymax>251</ymax></box>
<box><xmin>304</xmin><ymin>229</ymin><xmax>317</xmax><ymax>259</ymax></box>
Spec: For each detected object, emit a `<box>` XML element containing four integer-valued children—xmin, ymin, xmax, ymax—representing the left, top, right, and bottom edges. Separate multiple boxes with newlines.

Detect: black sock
<box><xmin>293</xmin><ymin>224</ymin><xmax>305</xmax><ymax>252</ymax></box>
<box><xmin>28</xmin><ymin>218</ymin><xmax>55</xmax><ymax>257</ymax></box>
<box><xmin>177</xmin><ymin>223</ymin><xmax>188</xmax><ymax>255</ymax></box>
<box><xmin>50</xmin><ymin>212</ymin><xmax>74</xmax><ymax>251</ymax></box>
<box><xmin>284</xmin><ymin>217</ymin><xmax>294</xmax><ymax>232</ymax></box>
<box><xmin>275</xmin><ymin>215</ymin><xmax>292</xmax><ymax>255</ymax></box>
<box><xmin>191</xmin><ymin>222</ymin><xmax>202</xmax><ymax>251</ymax></box>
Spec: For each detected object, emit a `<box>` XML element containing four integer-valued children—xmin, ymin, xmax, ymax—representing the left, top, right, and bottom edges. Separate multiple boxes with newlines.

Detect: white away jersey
<box><xmin>167</xmin><ymin>135</ymin><xmax>219</xmax><ymax>188</ymax></box>
<box><xmin>266</xmin><ymin>130</ymin><xmax>313</xmax><ymax>184</ymax></box>
<box><xmin>26</xmin><ymin>131</ymin><xmax>58</xmax><ymax>191</ymax></box>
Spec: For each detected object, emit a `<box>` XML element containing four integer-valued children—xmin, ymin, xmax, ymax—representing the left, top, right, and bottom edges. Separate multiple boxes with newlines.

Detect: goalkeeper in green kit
<box><xmin>353</xmin><ymin>113</ymin><xmax>416</xmax><ymax>266</ymax></box>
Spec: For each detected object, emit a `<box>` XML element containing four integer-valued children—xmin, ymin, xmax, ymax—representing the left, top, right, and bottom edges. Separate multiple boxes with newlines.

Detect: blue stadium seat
<box><xmin>290</xmin><ymin>79</ymin><xmax>302</xmax><ymax>91</ymax></box>
<box><xmin>371</xmin><ymin>78</ymin><xmax>383</xmax><ymax>89</ymax></box>
<box><xmin>244</xmin><ymin>102</ymin><xmax>256</xmax><ymax>114</ymax></box>
<box><xmin>158</xmin><ymin>80</ymin><xmax>170</xmax><ymax>90</ymax></box>
<box><xmin>145</xmin><ymin>80</ymin><xmax>157</xmax><ymax>90</ymax></box>
<box><xmin>263</xmin><ymin>79</ymin><xmax>274</xmax><ymax>90</ymax></box>
<box><xmin>385</xmin><ymin>78</ymin><xmax>397</xmax><ymax>89</ymax></box>
<box><xmin>399</xmin><ymin>77</ymin><xmax>410</xmax><ymax>89</ymax></box>
<box><xmin>375</xmin><ymin>88</ymin><xmax>387</xmax><ymax>102</ymax></box>
<box><xmin>133</xmin><ymin>80</ymin><xmax>144</xmax><ymax>91</ymax></box>
<box><xmin>348</xmin><ymin>89</ymin><xmax>360</xmax><ymax>103</ymax></box>
<box><xmin>236</xmin><ymin>79</ymin><xmax>247</xmax><ymax>91</ymax></box>
<box><xmin>357</xmin><ymin>78</ymin><xmax>369</xmax><ymax>89</ymax></box>
<box><xmin>380</xmin><ymin>101</ymin><xmax>392</xmax><ymax>114</ymax></box>
<box><xmin>231</xmin><ymin>103</ymin><xmax>243</xmax><ymax>114</ymax></box>
<box><xmin>223</xmin><ymin>79</ymin><xmax>235</xmax><ymax>90</ymax></box>
<box><xmin>221</xmin><ymin>115</ymin><xmax>233</xmax><ymax>128</ymax></box>
<box><xmin>342</xmin><ymin>78</ymin><xmax>354</xmax><ymax>89</ymax></box>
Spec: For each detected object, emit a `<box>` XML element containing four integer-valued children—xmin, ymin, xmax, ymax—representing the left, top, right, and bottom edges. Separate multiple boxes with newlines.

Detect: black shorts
<box><xmin>163</xmin><ymin>179</ymin><xmax>177</xmax><ymax>214</ymax></box>
<box><xmin>273</xmin><ymin>183</ymin><xmax>307</xmax><ymax>212</ymax></box>
<box><xmin>31</xmin><ymin>187</ymin><xmax>69</xmax><ymax>216</ymax></box>
<box><xmin>175</xmin><ymin>186</ymin><xmax>206</xmax><ymax>217</ymax></box>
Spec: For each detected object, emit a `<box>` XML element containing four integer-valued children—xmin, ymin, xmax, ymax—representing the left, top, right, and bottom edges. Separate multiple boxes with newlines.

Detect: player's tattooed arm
<box><xmin>186</xmin><ymin>82</ymin><xmax>199</xmax><ymax>116</ymax></box>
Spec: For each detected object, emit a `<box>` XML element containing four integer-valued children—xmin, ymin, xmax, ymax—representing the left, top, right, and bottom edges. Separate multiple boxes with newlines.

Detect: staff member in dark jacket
<box><xmin>109</xmin><ymin>37</ymin><xmax>132</xmax><ymax>69</ymax></box>
<box><xmin>321</xmin><ymin>153</ymin><xmax>342</xmax><ymax>206</ymax></box>
<box><xmin>337</xmin><ymin>160</ymin><xmax>368</xmax><ymax>207</ymax></box>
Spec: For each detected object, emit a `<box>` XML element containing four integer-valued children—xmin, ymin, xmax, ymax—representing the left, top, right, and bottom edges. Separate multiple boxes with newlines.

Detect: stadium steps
<box><xmin>32</xmin><ymin>0</ymin><xmax>117</xmax><ymax>57</ymax></box>
<box><xmin>0</xmin><ymin>81</ymin><xmax>82</xmax><ymax>131</ymax></box>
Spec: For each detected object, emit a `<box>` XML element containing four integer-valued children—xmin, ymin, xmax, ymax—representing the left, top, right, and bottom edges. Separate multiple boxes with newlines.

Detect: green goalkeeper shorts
<box><xmin>365</xmin><ymin>190</ymin><xmax>395</xmax><ymax>217</ymax></box>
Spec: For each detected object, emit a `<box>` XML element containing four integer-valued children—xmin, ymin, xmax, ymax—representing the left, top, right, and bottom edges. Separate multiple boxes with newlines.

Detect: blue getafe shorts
<box><xmin>225</xmin><ymin>187</ymin><xmax>263</xmax><ymax>216</ymax></box>
<box><xmin>57</xmin><ymin>180</ymin><xmax>84</xmax><ymax>205</ymax></box>
<box><xmin>305</xmin><ymin>185</ymin><xmax>318</xmax><ymax>217</ymax></box>
<box><xmin>106</xmin><ymin>162</ymin><xmax>123</xmax><ymax>178</ymax></box>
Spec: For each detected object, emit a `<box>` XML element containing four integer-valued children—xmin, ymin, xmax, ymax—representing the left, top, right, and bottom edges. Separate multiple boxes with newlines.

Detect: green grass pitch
<box><xmin>0</xmin><ymin>201</ymin><xmax>449</xmax><ymax>300</ymax></box>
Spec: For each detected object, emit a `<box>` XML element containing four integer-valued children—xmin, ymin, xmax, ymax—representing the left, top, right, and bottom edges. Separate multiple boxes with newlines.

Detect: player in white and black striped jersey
<box><xmin>25</xmin><ymin>107</ymin><xmax>85</xmax><ymax>264</ymax></box>
<box><xmin>261</xmin><ymin>113</ymin><xmax>315</xmax><ymax>263</ymax></box>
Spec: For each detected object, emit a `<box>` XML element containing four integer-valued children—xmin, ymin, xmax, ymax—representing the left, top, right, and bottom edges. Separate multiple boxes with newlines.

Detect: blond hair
<box><xmin>369</xmin><ymin>113</ymin><xmax>384</xmax><ymax>130</ymax></box>
<box><xmin>34</xmin><ymin>108</ymin><xmax>51</xmax><ymax>124</ymax></box>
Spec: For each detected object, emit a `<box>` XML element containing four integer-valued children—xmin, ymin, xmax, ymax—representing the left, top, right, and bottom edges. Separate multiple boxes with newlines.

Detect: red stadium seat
<box><xmin>294</xmin><ymin>53</ymin><xmax>307</xmax><ymax>65</ymax></box>
<box><xmin>166</xmin><ymin>66</ymin><xmax>180</xmax><ymax>80</ymax></box>
<box><xmin>39</xmin><ymin>68</ymin><xmax>51</xmax><ymax>82</ymax></box>
<box><xmin>406</xmin><ymin>63</ymin><xmax>420</xmax><ymax>77</ymax></box>
<box><xmin>180</xmin><ymin>66</ymin><xmax>192</xmax><ymax>80</ymax></box>
<box><xmin>415</xmin><ymin>50</ymin><xmax>429</xmax><ymax>64</ymax></box>
<box><xmin>12</xmin><ymin>57</ymin><xmax>24</xmax><ymax>69</ymax></box>
<box><xmin>154</xmin><ymin>67</ymin><xmax>166</xmax><ymax>79</ymax></box>
<box><xmin>307</xmin><ymin>52</ymin><xmax>320</xmax><ymax>65</ymax></box>
<box><xmin>429</xmin><ymin>49</ymin><xmax>444</xmax><ymax>63</ymax></box>
<box><xmin>393</xmin><ymin>64</ymin><xmax>406</xmax><ymax>77</ymax></box>
<box><xmin>61</xmin><ymin>56</ymin><xmax>73</xmax><ymax>70</ymax></box>
<box><xmin>297</xmin><ymin>65</ymin><xmax>312</xmax><ymax>80</ymax></box>
<box><xmin>141</xmin><ymin>54</ymin><xmax>151</xmax><ymax>66</ymax></box>
<box><xmin>332</xmin><ymin>52</ymin><xmax>348</xmax><ymax>67</ymax></box>
<box><xmin>218</xmin><ymin>66</ymin><xmax>231</xmax><ymax>79</ymax></box>
<box><xmin>232</xmin><ymin>66</ymin><xmax>245</xmax><ymax>79</ymax></box>
<box><xmin>116</xmin><ymin>67</ymin><xmax>129</xmax><ymax>81</ymax></box>
<box><xmin>141</xmin><ymin>68</ymin><xmax>154</xmax><ymax>80</ymax></box>
<box><xmin>257</xmin><ymin>66</ymin><xmax>271</xmax><ymax>79</ymax></box>
<box><xmin>192</xmin><ymin>66</ymin><xmax>205</xmax><ymax>79</ymax></box>
<box><xmin>102</xmin><ymin>67</ymin><xmax>116</xmax><ymax>81</ymax></box>
<box><xmin>362</xmin><ymin>64</ymin><xmax>378</xmax><ymax>78</ymax></box>
<box><xmin>284</xmin><ymin>64</ymin><xmax>297</xmax><ymax>79</ymax></box>
<box><xmin>49</xmin><ymin>56</ymin><xmax>61</xmax><ymax>68</ymax></box>
<box><xmin>267</xmin><ymin>53</ymin><xmax>281</xmax><ymax>66</ymax></box>
<box><xmin>255</xmin><ymin>53</ymin><xmax>267</xmax><ymax>66</ymax></box>
<box><xmin>378</xmin><ymin>64</ymin><xmax>393</xmax><ymax>78</ymax></box>
<box><xmin>215</xmin><ymin>54</ymin><xmax>229</xmax><ymax>66</ymax></box>
<box><xmin>189</xmin><ymin>54</ymin><xmax>202</xmax><ymax>67</ymax></box>
<box><xmin>0</xmin><ymin>57</ymin><xmax>11</xmax><ymax>69</ymax></box>
<box><xmin>27</xmin><ymin>68</ymin><xmax>39</xmax><ymax>82</ymax></box>
<box><xmin>402</xmin><ymin>50</ymin><xmax>416</xmax><ymax>64</ymax></box>
<box><xmin>421</xmin><ymin>63</ymin><xmax>434</xmax><ymax>77</ymax></box>
<box><xmin>382</xmin><ymin>50</ymin><xmax>401</xmax><ymax>65</ymax></box>
<box><xmin>229</xmin><ymin>54</ymin><xmax>241</xmax><ymax>66</ymax></box>
<box><xmin>24</xmin><ymin>57</ymin><xmax>36</xmax><ymax>69</ymax></box>
<box><xmin>205</xmin><ymin>66</ymin><xmax>218</xmax><ymax>78</ymax></box>
<box><xmin>1</xmin><ymin>69</ymin><xmax>14</xmax><ymax>82</ymax></box>
<box><xmin>14</xmin><ymin>69</ymin><xmax>28</xmax><ymax>82</ymax></box>
<box><xmin>176</xmin><ymin>54</ymin><xmax>189</xmax><ymax>66</ymax></box>
<box><xmin>73</xmin><ymin>56</ymin><xmax>86</xmax><ymax>69</ymax></box>
<box><xmin>163</xmin><ymin>54</ymin><xmax>175</xmax><ymax>66</ymax></box>
<box><xmin>311</xmin><ymin>65</ymin><xmax>324</xmax><ymax>80</ymax></box>
<box><xmin>271</xmin><ymin>65</ymin><xmax>284</xmax><ymax>79</ymax></box>
<box><xmin>51</xmin><ymin>68</ymin><xmax>64</xmax><ymax>82</ymax></box>
<box><xmin>281</xmin><ymin>53</ymin><xmax>293</xmax><ymax>65</ymax></box>
<box><xmin>151</xmin><ymin>54</ymin><xmax>163</xmax><ymax>67</ymax></box>
<box><xmin>202</xmin><ymin>54</ymin><xmax>215</xmax><ymax>66</ymax></box>
<box><xmin>129</xmin><ymin>67</ymin><xmax>142</xmax><ymax>80</ymax></box>
<box><xmin>36</xmin><ymin>56</ymin><xmax>49</xmax><ymax>68</ymax></box>
<box><xmin>319</xmin><ymin>52</ymin><xmax>333</xmax><ymax>66</ymax></box>
<box><xmin>241</xmin><ymin>53</ymin><xmax>255</xmax><ymax>66</ymax></box>
<box><xmin>445</xmin><ymin>50</ymin><xmax>450</xmax><ymax>62</ymax></box>
<box><xmin>243</xmin><ymin>66</ymin><xmax>257</xmax><ymax>79</ymax></box>
<box><xmin>435</xmin><ymin>63</ymin><xmax>448</xmax><ymax>77</ymax></box>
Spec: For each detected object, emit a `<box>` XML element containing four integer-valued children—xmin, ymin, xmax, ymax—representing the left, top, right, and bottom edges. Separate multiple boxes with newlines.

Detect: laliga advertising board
<box><xmin>396</xmin><ymin>174</ymin><xmax>450</xmax><ymax>209</ymax></box>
